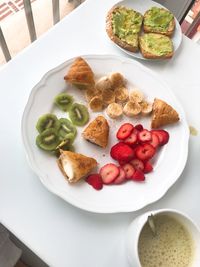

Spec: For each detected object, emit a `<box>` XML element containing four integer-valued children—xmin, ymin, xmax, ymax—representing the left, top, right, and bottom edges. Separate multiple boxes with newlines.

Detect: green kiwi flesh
<box><xmin>69</xmin><ymin>103</ymin><xmax>89</xmax><ymax>126</ymax></box>
<box><xmin>36</xmin><ymin>128</ymin><xmax>60</xmax><ymax>151</ymax></box>
<box><xmin>58</xmin><ymin>118</ymin><xmax>77</xmax><ymax>141</ymax></box>
<box><xmin>54</xmin><ymin>93</ymin><xmax>73</xmax><ymax>112</ymax></box>
<box><xmin>36</xmin><ymin>113</ymin><xmax>60</xmax><ymax>133</ymax></box>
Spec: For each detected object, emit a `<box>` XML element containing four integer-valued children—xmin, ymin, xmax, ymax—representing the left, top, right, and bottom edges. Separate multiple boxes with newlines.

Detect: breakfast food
<box><xmin>129</xmin><ymin>89</ymin><xmax>144</xmax><ymax>103</ymax></box>
<box><xmin>114</xmin><ymin>87</ymin><xmax>129</xmax><ymax>103</ymax></box>
<box><xmin>139</xmin><ymin>33</ymin><xmax>174</xmax><ymax>59</ymax></box>
<box><xmin>84</xmin><ymin>87</ymin><xmax>99</xmax><ymax>102</ymax></box>
<box><xmin>108</xmin><ymin>72</ymin><xmax>125</xmax><ymax>88</ymax></box>
<box><xmin>95</xmin><ymin>76</ymin><xmax>112</xmax><ymax>91</ymax></box>
<box><xmin>123</xmin><ymin>101</ymin><xmax>142</xmax><ymax>116</ymax></box>
<box><xmin>69</xmin><ymin>103</ymin><xmax>89</xmax><ymax>126</ymax></box>
<box><xmin>102</xmin><ymin>88</ymin><xmax>115</xmax><ymax>105</ymax></box>
<box><xmin>54</xmin><ymin>93</ymin><xmax>74</xmax><ymax>112</ymax></box>
<box><xmin>106</xmin><ymin>103</ymin><xmax>123</xmax><ymax>119</ymax></box>
<box><xmin>143</xmin><ymin>7</ymin><xmax>175</xmax><ymax>36</ymax></box>
<box><xmin>106</xmin><ymin>6</ymin><xmax>143</xmax><ymax>52</ymax></box>
<box><xmin>36</xmin><ymin>113</ymin><xmax>60</xmax><ymax>133</ymax></box>
<box><xmin>140</xmin><ymin>101</ymin><xmax>153</xmax><ymax>115</ymax></box>
<box><xmin>82</xmin><ymin>115</ymin><xmax>109</xmax><ymax>148</ymax></box>
<box><xmin>64</xmin><ymin>57</ymin><xmax>95</xmax><ymax>89</ymax></box>
<box><xmin>89</xmin><ymin>96</ymin><xmax>104</xmax><ymax>112</ymax></box>
<box><xmin>36</xmin><ymin>128</ymin><xmax>60</xmax><ymax>151</ymax></box>
<box><xmin>58</xmin><ymin>150</ymin><xmax>97</xmax><ymax>183</ymax></box>
<box><xmin>151</xmin><ymin>98</ymin><xmax>179</xmax><ymax>128</ymax></box>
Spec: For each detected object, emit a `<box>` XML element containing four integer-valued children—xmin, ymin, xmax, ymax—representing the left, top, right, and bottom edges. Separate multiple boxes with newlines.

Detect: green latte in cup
<box><xmin>138</xmin><ymin>214</ymin><xmax>194</xmax><ymax>267</ymax></box>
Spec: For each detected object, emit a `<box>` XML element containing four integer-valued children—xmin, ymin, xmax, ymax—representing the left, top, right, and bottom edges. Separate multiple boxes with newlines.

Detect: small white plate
<box><xmin>21</xmin><ymin>55</ymin><xmax>189</xmax><ymax>213</ymax></box>
<box><xmin>107</xmin><ymin>0</ymin><xmax>182</xmax><ymax>60</ymax></box>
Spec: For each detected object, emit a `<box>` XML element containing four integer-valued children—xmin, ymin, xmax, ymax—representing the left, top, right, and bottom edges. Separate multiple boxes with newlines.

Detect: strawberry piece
<box><xmin>113</xmin><ymin>167</ymin><xmax>126</xmax><ymax>184</ymax></box>
<box><xmin>151</xmin><ymin>130</ymin><xmax>169</xmax><ymax>146</ymax></box>
<box><xmin>116</xmin><ymin>123</ymin><xmax>134</xmax><ymax>140</ymax></box>
<box><xmin>122</xmin><ymin>163</ymin><xmax>135</xmax><ymax>180</ymax></box>
<box><xmin>148</xmin><ymin>133</ymin><xmax>159</xmax><ymax>148</ymax></box>
<box><xmin>143</xmin><ymin>161</ymin><xmax>153</xmax><ymax>173</ymax></box>
<box><xmin>110</xmin><ymin>142</ymin><xmax>135</xmax><ymax>162</ymax></box>
<box><xmin>99</xmin><ymin>163</ymin><xmax>119</xmax><ymax>184</ymax></box>
<box><xmin>138</xmin><ymin>129</ymin><xmax>152</xmax><ymax>143</ymax></box>
<box><xmin>135</xmin><ymin>124</ymin><xmax>143</xmax><ymax>131</ymax></box>
<box><xmin>86</xmin><ymin>174</ymin><xmax>103</xmax><ymax>190</ymax></box>
<box><xmin>124</xmin><ymin>131</ymin><xmax>137</xmax><ymax>145</ymax></box>
<box><xmin>132</xmin><ymin>170</ymin><xmax>145</xmax><ymax>181</ymax></box>
<box><xmin>118</xmin><ymin>160</ymin><xmax>128</xmax><ymax>166</ymax></box>
<box><xmin>135</xmin><ymin>144</ymin><xmax>155</xmax><ymax>161</ymax></box>
<box><xmin>130</xmin><ymin>159</ymin><xmax>144</xmax><ymax>171</ymax></box>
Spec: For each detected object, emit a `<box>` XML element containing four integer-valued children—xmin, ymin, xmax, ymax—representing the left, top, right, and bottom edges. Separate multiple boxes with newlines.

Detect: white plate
<box><xmin>22</xmin><ymin>55</ymin><xmax>189</xmax><ymax>213</ymax></box>
<box><xmin>107</xmin><ymin>0</ymin><xmax>182</xmax><ymax>60</ymax></box>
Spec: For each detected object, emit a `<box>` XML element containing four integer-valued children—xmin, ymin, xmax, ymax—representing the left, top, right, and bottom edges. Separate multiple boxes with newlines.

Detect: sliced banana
<box><xmin>115</xmin><ymin>86</ymin><xmax>129</xmax><ymax>103</ymax></box>
<box><xmin>95</xmin><ymin>76</ymin><xmax>112</xmax><ymax>92</ymax></box>
<box><xmin>140</xmin><ymin>101</ymin><xmax>153</xmax><ymax>115</ymax></box>
<box><xmin>106</xmin><ymin>103</ymin><xmax>123</xmax><ymax>119</ymax></box>
<box><xmin>129</xmin><ymin>89</ymin><xmax>144</xmax><ymax>103</ymax></box>
<box><xmin>123</xmin><ymin>101</ymin><xmax>142</xmax><ymax>117</ymax></box>
<box><xmin>109</xmin><ymin>72</ymin><xmax>125</xmax><ymax>89</ymax></box>
<box><xmin>85</xmin><ymin>87</ymin><xmax>100</xmax><ymax>102</ymax></box>
<box><xmin>89</xmin><ymin>96</ymin><xmax>104</xmax><ymax>112</ymax></box>
<box><xmin>102</xmin><ymin>88</ymin><xmax>115</xmax><ymax>105</ymax></box>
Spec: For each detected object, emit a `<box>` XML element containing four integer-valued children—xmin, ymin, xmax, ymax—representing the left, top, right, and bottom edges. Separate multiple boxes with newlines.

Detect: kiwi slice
<box><xmin>69</xmin><ymin>103</ymin><xmax>89</xmax><ymax>126</ymax></box>
<box><xmin>54</xmin><ymin>140</ymin><xmax>75</xmax><ymax>157</ymax></box>
<box><xmin>36</xmin><ymin>113</ymin><xmax>60</xmax><ymax>133</ymax></box>
<box><xmin>36</xmin><ymin>128</ymin><xmax>60</xmax><ymax>151</ymax></box>
<box><xmin>58</xmin><ymin>118</ymin><xmax>77</xmax><ymax>141</ymax></box>
<box><xmin>54</xmin><ymin>93</ymin><xmax>73</xmax><ymax>112</ymax></box>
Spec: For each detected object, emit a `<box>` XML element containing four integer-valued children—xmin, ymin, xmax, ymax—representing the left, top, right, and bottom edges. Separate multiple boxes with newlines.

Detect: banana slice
<box><xmin>129</xmin><ymin>89</ymin><xmax>144</xmax><ymax>103</ymax></box>
<box><xmin>140</xmin><ymin>101</ymin><xmax>153</xmax><ymax>115</ymax></box>
<box><xmin>95</xmin><ymin>76</ymin><xmax>112</xmax><ymax>92</ymax></box>
<box><xmin>115</xmin><ymin>86</ymin><xmax>129</xmax><ymax>103</ymax></box>
<box><xmin>123</xmin><ymin>101</ymin><xmax>142</xmax><ymax>117</ymax></box>
<box><xmin>109</xmin><ymin>72</ymin><xmax>125</xmax><ymax>89</ymax></box>
<box><xmin>89</xmin><ymin>96</ymin><xmax>104</xmax><ymax>112</ymax></box>
<box><xmin>106</xmin><ymin>103</ymin><xmax>123</xmax><ymax>119</ymax></box>
<box><xmin>85</xmin><ymin>87</ymin><xmax>100</xmax><ymax>102</ymax></box>
<box><xmin>102</xmin><ymin>88</ymin><xmax>115</xmax><ymax>105</ymax></box>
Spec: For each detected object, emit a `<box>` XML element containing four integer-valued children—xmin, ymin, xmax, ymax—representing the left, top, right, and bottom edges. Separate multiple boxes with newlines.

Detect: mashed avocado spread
<box><xmin>144</xmin><ymin>7</ymin><xmax>173</xmax><ymax>30</ymax></box>
<box><xmin>112</xmin><ymin>6</ymin><xmax>142</xmax><ymax>46</ymax></box>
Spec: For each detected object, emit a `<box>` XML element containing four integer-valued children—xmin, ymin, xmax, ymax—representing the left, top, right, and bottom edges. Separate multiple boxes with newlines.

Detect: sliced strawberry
<box><xmin>116</xmin><ymin>123</ymin><xmax>134</xmax><ymax>140</ymax></box>
<box><xmin>151</xmin><ymin>130</ymin><xmax>169</xmax><ymax>146</ymax></box>
<box><xmin>130</xmin><ymin>159</ymin><xmax>144</xmax><ymax>171</ymax></box>
<box><xmin>110</xmin><ymin>142</ymin><xmax>135</xmax><ymax>162</ymax></box>
<box><xmin>143</xmin><ymin>161</ymin><xmax>153</xmax><ymax>173</ymax></box>
<box><xmin>132</xmin><ymin>170</ymin><xmax>145</xmax><ymax>181</ymax></box>
<box><xmin>99</xmin><ymin>163</ymin><xmax>119</xmax><ymax>184</ymax></box>
<box><xmin>86</xmin><ymin>174</ymin><xmax>103</xmax><ymax>190</ymax></box>
<box><xmin>138</xmin><ymin>129</ymin><xmax>152</xmax><ymax>143</ymax></box>
<box><xmin>113</xmin><ymin>167</ymin><xmax>126</xmax><ymax>184</ymax></box>
<box><xmin>124</xmin><ymin>131</ymin><xmax>137</xmax><ymax>145</ymax></box>
<box><xmin>148</xmin><ymin>133</ymin><xmax>159</xmax><ymax>148</ymax></box>
<box><xmin>135</xmin><ymin>144</ymin><xmax>155</xmax><ymax>161</ymax></box>
<box><xmin>135</xmin><ymin>124</ymin><xmax>143</xmax><ymax>131</ymax></box>
<box><xmin>118</xmin><ymin>159</ymin><xmax>128</xmax><ymax>166</ymax></box>
<box><xmin>122</xmin><ymin>163</ymin><xmax>135</xmax><ymax>180</ymax></box>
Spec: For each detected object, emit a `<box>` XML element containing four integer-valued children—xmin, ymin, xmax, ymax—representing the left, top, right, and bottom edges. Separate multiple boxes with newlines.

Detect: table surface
<box><xmin>0</xmin><ymin>0</ymin><xmax>200</xmax><ymax>266</ymax></box>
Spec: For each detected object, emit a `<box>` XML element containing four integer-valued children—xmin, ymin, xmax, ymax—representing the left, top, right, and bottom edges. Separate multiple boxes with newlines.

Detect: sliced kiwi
<box><xmin>36</xmin><ymin>113</ymin><xmax>60</xmax><ymax>133</ymax></box>
<box><xmin>36</xmin><ymin>128</ymin><xmax>60</xmax><ymax>151</ymax></box>
<box><xmin>54</xmin><ymin>140</ymin><xmax>75</xmax><ymax>157</ymax></box>
<box><xmin>58</xmin><ymin>118</ymin><xmax>77</xmax><ymax>141</ymax></box>
<box><xmin>54</xmin><ymin>93</ymin><xmax>74</xmax><ymax>112</ymax></box>
<box><xmin>69</xmin><ymin>103</ymin><xmax>89</xmax><ymax>126</ymax></box>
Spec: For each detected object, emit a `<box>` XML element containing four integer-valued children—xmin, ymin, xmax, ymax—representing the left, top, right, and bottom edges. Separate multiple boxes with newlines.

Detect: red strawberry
<box><xmin>113</xmin><ymin>167</ymin><xmax>126</xmax><ymax>184</ymax></box>
<box><xmin>116</xmin><ymin>123</ymin><xmax>134</xmax><ymax>140</ymax></box>
<box><xmin>122</xmin><ymin>163</ymin><xmax>135</xmax><ymax>180</ymax></box>
<box><xmin>151</xmin><ymin>130</ymin><xmax>169</xmax><ymax>146</ymax></box>
<box><xmin>130</xmin><ymin>159</ymin><xmax>144</xmax><ymax>171</ymax></box>
<box><xmin>148</xmin><ymin>133</ymin><xmax>159</xmax><ymax>148</ymax></box>
<box><xmin>138</xmin><ymin>129</ymin><xmax>152</xmax><ymax>142</ymax></box>
<box><xmin>132</xmin><ymin>170</ymin><xmax>145</xmax><ymax>181</ymax></box>
<box><xmin>86</xmin><ymin>174</ymin><xmax>103</xmax><ymax>190</ymax></box>
<box><xmin>99</xmin><ymin>163</ymin><xmax>119</xmax><ymax>184</ymax></box>
<box><xmin>135</xmin><ymin>144</ymin><xmax>155</xmax><ymax>161</ymax></box>
<box><xmin>124</xmin><ymin>131</ymin><xmax>137</xmax><ymax>145</ymax></box>
<box><xmin>110</xmin><ymin>142</ymin><xmax>135</xmax><ymax>162</ymax></box>
<box><xmin>135</xmin><ymin>124</ymin><xmax>143</xmax><ymax>131</ymax></box>
<box><xmin>143</xmin><ymin>161</ymin><xmax>153</xmax><ymax>173</ymax></box>
<box><xmin>118</xmin><ymin>160</ymin><xmax>128</xmax><ymax>166</ymax></box>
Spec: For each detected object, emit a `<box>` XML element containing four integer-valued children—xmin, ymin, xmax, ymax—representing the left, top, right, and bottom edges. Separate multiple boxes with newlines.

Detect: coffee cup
<box><xmin>126</xmin><ymin>209</ymin><xmax>200</xmax><ymax>267</ymax></box>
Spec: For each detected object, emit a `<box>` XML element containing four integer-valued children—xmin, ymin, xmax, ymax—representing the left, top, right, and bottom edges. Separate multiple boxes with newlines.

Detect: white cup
<box><xmin>126</xmin><ymin>209</ymin><xmax>200</xmax><ymax>267</ymax></box>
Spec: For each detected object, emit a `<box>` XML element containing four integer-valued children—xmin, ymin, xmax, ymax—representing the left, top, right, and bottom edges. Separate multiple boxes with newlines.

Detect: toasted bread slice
<box><xmin>82</xmin><ymin>116</ymin><xmax>109</xmax><ymax>148</ymax></box>
<box><xmin>64</xmin><ymin>57</ymin><xmax>95</xmax><ymax>89</ymax></box>
<box><xmin>139</xmin><ymin>33</ymin><xmax>173</xmax><ymax>59</ymax></box>
<box><xmin>58</xmin><ymin>150</ymin><xmax>97</xmax><ymax>183</ymax></box>
<box><xmin>143</xmin><ymin>7</ymin><xmax>175</xmax><ymax>36</ymax></box>
<box><xmin>106</xmin><ymin>6</ymin><xmax>143</xmax><ymax>52</ymax></box>
<box><xmin>151</xmin><ymin>98</ymin><xmax>179</xmax><ymax>128</ymax></box>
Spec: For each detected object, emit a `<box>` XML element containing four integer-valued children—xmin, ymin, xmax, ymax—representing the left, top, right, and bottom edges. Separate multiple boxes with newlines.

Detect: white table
<box><xmin>0</xmin><ymin>0</ymin><xmax>200</xmax><ymax>266</ymax></box>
